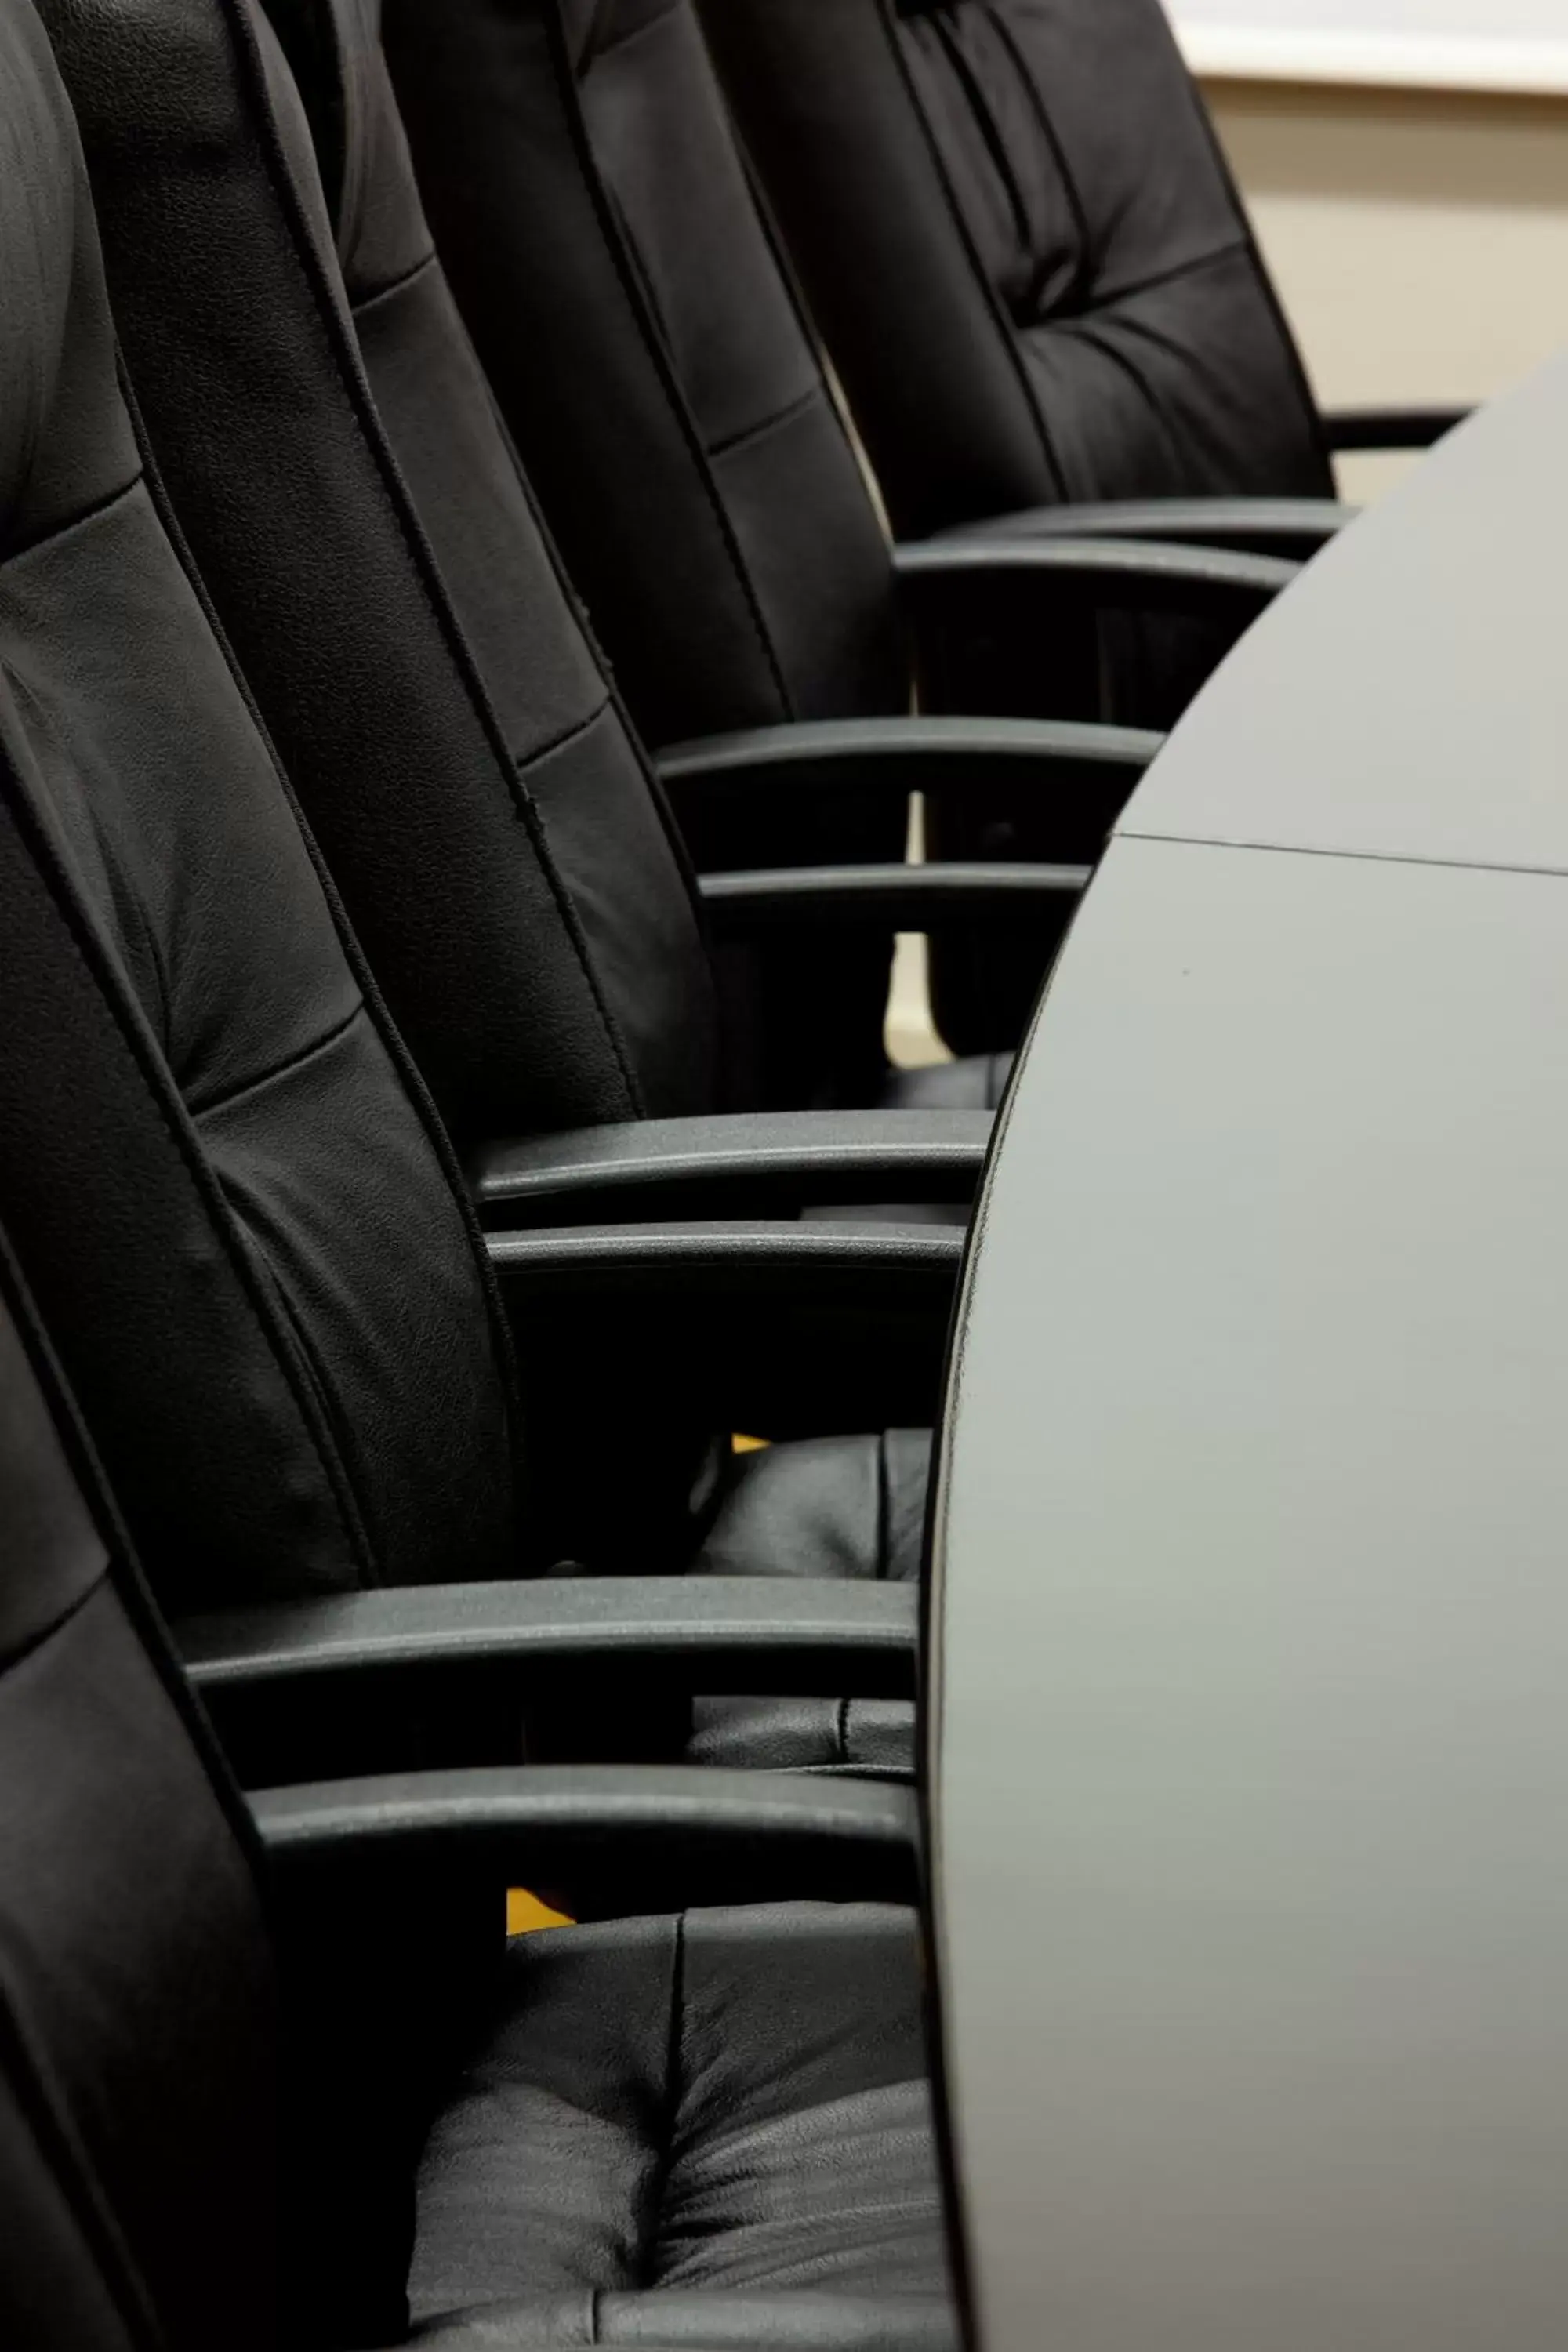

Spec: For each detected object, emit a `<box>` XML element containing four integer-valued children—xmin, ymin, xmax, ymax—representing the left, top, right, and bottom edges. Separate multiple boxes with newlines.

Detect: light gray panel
<box><xmin>1117</xmin><ymin>346</ymin><xmax>1568</xmax><ymax>869</ymax></box>
<box><xmin>932</xmin><ymin>833</ymin><xmax>1568</xmax><ymax>2352</ymax></box>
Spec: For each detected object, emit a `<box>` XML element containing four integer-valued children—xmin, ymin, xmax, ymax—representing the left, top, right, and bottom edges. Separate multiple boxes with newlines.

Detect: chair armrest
<box><xmin>699</xmin><ymin>861</ymin><xmax>1091</xmax><ymax>932</ymax></box>
<box><xmin>947</xmin><ymin>496</ymin><xmax>1358</xmax><ymax>561</ymax></box>
<box><xmin>895</xmin><ymin>534</ymin><xmax>1298</xmax><ymax>626</ymax></box>
<box><xmin>180</xmin><ymin>1576</ymin><xmax>917</xmax><ymax>1702</ymax></box>
<box><xmin>184</xmin><ymin>1577</ymin><xmax>918</xmax><ymax>1787</ymax></box>
<box><xmin>1323</xmin><ymin>404</ymin><xmax>1472</xmax><ymax>452</ymax></box>
<box><xmin>254</xmin><ymin>1762</ymin><xmax>920</xmax><ymax>1909</ymax></box>
<box><xmin>466</xmin><ymin>1109</ymin><xmax>990</xmax><ymax>1229</ymax></box>
<box><xmin>488</xmin><ymin>1220</ymin><xmax>964</xmax><ymax>1438</ymax></box>
<box><xmin>659</xmin><ymin>713</ymin><xmax>1160</xmax><ymax>808</ymax></box>
<box><xmin>488</xmin><ymin>1218</ymin><xmax>962</xmax><ymax>1302</ymax></box>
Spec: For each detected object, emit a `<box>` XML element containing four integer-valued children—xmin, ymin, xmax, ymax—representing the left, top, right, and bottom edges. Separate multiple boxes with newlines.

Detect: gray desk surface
<box><xmin>929</xmin><ymin>351</ymin><xmax>1568</xmax><ymax>2352</ymax></box>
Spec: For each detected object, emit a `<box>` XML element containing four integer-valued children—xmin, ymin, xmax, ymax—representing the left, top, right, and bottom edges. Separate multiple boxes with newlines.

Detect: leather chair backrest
<box><xmin>0</xmin><ymin>0</ymin><xmax>518</xmax><ymax>1613</ymax></box>
<box><xmin>700</xmin><ymin>0</ymin><xmax>1334</xmax><ymax>541</ymax></box>
<box><xmin>376</xmin><ymin>0</ymin><xmax>906</xmax><ymax>757</ymax></box>
<box><xmin>37</xmin><ymin>0</ymin><xmax>719</xmax><ymax>1140</ymax></box>
<box><xmin>0</xmin><ymin>1240</ymin><xmax>278</xmax><ymax>2352</ymax></box>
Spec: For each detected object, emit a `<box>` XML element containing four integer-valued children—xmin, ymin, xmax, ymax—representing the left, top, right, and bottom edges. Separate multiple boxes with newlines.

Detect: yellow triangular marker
<box><xmin>507</xmin><ymin>1889</ymin><xmax>574</xmax><ymax>1935</ymax></box>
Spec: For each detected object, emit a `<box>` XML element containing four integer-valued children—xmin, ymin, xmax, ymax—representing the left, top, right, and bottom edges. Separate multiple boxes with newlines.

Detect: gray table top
<box><xmin>929</xmin><ymin>350</ymin><xmax>1568</xmax><ymax>2352</ymax></box>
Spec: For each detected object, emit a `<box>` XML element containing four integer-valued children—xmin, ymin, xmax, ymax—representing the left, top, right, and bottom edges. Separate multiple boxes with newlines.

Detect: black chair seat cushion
<box><xmin>408</xmin><ymin>1904</ymin><xmax>950</xmax><ymax>2339</ymax></box>
<box><xmin>877</xmin><ymin>1054</ymin><xmax>1013</xmax><ymax>1113</ymax></box>
<box><xmin>688</xmin><ymin>1435</ymin><xmax>928</xmax><ymax>1773</ymax></box>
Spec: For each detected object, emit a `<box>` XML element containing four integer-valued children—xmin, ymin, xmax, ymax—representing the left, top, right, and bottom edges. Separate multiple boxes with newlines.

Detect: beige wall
<box><xmin>1203</xmin><ymin>77</ymin><xmax>1568</xmax><ymax>498</ymax></box>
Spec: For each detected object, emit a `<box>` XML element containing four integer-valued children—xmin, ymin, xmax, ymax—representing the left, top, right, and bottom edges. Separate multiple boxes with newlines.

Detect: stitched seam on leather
<box><xmin>0</xmin><ymin>1568</ymin><xmax>104</xmax><ymax>1682</ymax></box>
<box><xmin>835</xmin><ymin>1690</ymin><xmax>852</xmax><ymax>1767</ymax></box>
<box><xmin>927</xmin><ymin>9</ymin><xmax>1033</xmax><ymax>262</ymax></box>
<box><xmin>0</xmin><ymin>748</ymin><xmax>377</xmax><ymax>1584</ymax></box>
<box><xmin>0</xmin><ymin>471</ymin><xmax>143</xmax><ymax>572</ymax></box>
<box><xmin>0</xmin><ymin>1229</ymin><xmax>276</xmax><ymax>1890</ymax></box>
<box><xmin>349</xmin><ymin>242</ymin><xmax>439</xmax><ymax>318</ymax></box>
<box><xmin>514</xmin><ymin>691</ymin><xmax>614</xmax><ymax>775</ymax></box>
<box><xmin>977</xmin><ymin>2</ymin><xmax>1094</xmax><ymax>304</ymax></box>
<box><xmin>1075</xmin><ymin>234</ymin><xmax>1255</xmax><ymax>319</ymax></box>
<box><xmin>2</xmin><ymin>648</ymin><xmax>174</xmax><ymax>1050</ymax></box>
<box><xmin>560</xmin><ymin>9</ymin><xmax>799</xmax><ymax>720</ymax></box>
<box><xmin>581</xmin><ymin>0</ymin><xmax>684</xmax><ymax>72</ymax></box>
<box><xmin>218</xmin><ymin>0</ymin><xmax>644</xmax><ymax>1118</ymax></box>
<box><xmin>642</xmin><ymin>1908</ymin><xmax>687</xmax><ymax>2288</ymax></box>
<box><xmin>873</xmin><ymin>0</ymin><xmax>1065</xmax><ymax>495</ymax></box>
<box><xmin>185</xmin><ymin>996</ymin><xmax>365</xmax><ymax>1120</ymax></box>
<box><xmin>126</xmin><ymin>366</ymin><xmax>530</xmax><ymax>1544</ymax></box>
<box><xmin>706</xmin><ymin>379</ymin><xmax>823</xmax><ymax>465</ymax></box>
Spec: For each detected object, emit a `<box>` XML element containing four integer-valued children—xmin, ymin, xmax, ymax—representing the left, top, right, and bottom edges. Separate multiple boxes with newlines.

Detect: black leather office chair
<box><xmin>40</xmin><ymin>0</ymin><xmax>1174</xmax><ymax>1121</ymax></box>
<box><xmin>696</xmin><ymin>0</ymin><xmax>1468</xmax><ymax>1039</ymax></box>
<box><xmin>363</xmin><ymin>0</ymin><xmax>1303</xmax><ymax>1053</ymax></box>
<box><xmin>701</xmin><ymin>0</ymin><xmax>1467</xmax><ymax>563</ymax></box>
<box><xmin>0</xmin><ymin>0</ymin><xmax>957</xmax><ymax>1797</ymax></box>
<box><xmin>0</xmin><ymin>1222</ymin><xmax>950</xmax><ymax>2348</ymax></box>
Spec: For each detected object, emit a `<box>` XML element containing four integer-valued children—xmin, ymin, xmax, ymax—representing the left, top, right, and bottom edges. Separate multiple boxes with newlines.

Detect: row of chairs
<box><xmin>1</xmin><ymin>0</ymin><xmax>1454</xmax><ymax>2344</ymax></box>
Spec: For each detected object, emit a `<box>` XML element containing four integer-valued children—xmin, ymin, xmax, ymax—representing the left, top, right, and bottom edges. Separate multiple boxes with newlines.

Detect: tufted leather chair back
<box><xmin>701</xmin><ymin>0</ymin><xmax>1337</xmax><ymax>1047</ymax></box>
<box><xmin>42</xmin><ymin>0</ymin><xmax>900</xmax><ymax>1112</ymax></box>
<box><xmin>702</xmin><ymin>0</ymin><xmax>1334</xmax><ymax>545</ymax></box>
<box><xmin>379</xmin><ymin>0</ymin><xmax>906</xmax><ymax>754</ymax></box>
<box><xmin>358</xmin><ymin>0</ymin><xmax>906</xmax><ymax>1105</ymax></box>
<box><xmin>39</xmin><ymin>0</ymin><xmax>725</xmax><ymax>1132</ymax></box>
<box><xmin>0</xmin><ymin>0</ymin><xmax>518</xmax><ymax>1613</ymax></box>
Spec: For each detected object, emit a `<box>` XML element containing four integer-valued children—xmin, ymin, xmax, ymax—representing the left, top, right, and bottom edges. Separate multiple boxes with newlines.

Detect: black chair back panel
<box><xmin>1</xmin><ymin>1</ymin><xmax>517</xmax><ymax>1610</ymax></box>
<box><xmin>0</xmin><ymin>1255</ymin><xmax>279</xmax><ymax>2352</ymax></box>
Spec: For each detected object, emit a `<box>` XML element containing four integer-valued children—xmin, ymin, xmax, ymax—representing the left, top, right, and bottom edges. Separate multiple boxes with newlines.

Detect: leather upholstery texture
<box><xmin>0</xmin><ymin>2</ymin><xmax>519</xmax><ymax>1613</ymax></box>
<box><xmin>373</xmin><ymin>0</ymin><xmax>913</xmax><ymax>1109</ymax></box>
<box><xmin>0</xmin><ymin>1233</ymin><xmax>951</xmax><ymax>2346</ymax></box>
<box><xmin>379</xmin><ymin>0</ymin><xmax>906</xmax><ymax>758</ymax></box>
<box><xmin>0</xmin><ymin>1242</ymin><xmax>280</xmax><ymax>2352</ymax></box>
<box><xmin>5</xmin><ymin>0</ymin><xmax>924</xmax><ymax>1773</ymax></box>
<box><xmin>702</xmin><ymin>0</ymin><xmax>1332</xmax><ymax>546</ymax></box>
<box><xmin>39</xmin><ymin>0</ymin><xmax>717</xmax><ymax>1139</ymax></box>
<box><xmin>408</xmin><ymin>1905</ymin><xmax>949</xmax><ymax>2326</ymax></box>
<box><xmin>38</xmin><ymin>0</ymin><xmax>906</xmax><ymax>1116</ymax></box>
<box><xmin>701</xmin><ymin>0</ymin><xmax>1334</xmax><ymax>1045</ymax></box>
<box><xmin>0</xmin><ymin>20</ymin><xmax>949</xmax><ymax>2338</ymax></box>
<box><xmin>688</xmin><ymin>1432</ymin><xmax>929</xmax><ymax>1770</ymax></box>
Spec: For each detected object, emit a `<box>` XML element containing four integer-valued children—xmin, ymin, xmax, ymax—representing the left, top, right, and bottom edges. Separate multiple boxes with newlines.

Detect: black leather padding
<box><xmin>0</xmin><ymin>1231</ymin><xmax>955</xmax><ymax>2347</ymax></box>
<box><xmin>0</xmin><ymin>1236</ymin><xmax>281</xmax><ymax>2352</ymax></box>
<box><xmin>688</xmin><ymin>1432</ymin><xmax>929</xmax><ymax>1773</ymax></box>
<box><xmin>408</xmin><ymin>1904</ymin><xmax>951</xmax><ymax>2330</ymax></box>
<box><xmin>37</xmin><ymin>0</ymin><xmax>718</xmax><ymax>1142</ymax></box>
<box><xmin>8</xmin><ymin>0</ymin><xmax>930</xmax><ymax>1740</ymax></box>
<box><xmin>368</xmin><ymin>0</ymin><xmax>912</xmax><ymax>1109</ymax></box>
<box><xmin>701</xmin><ymin>0</ymin><xmax>1333</xmax><ymax>1047</ymax></box>
<box><xmin>702</xmin><ymin>0</ymin><xmax>1331</xmax><ymax>546</ymax></box>
<box><xmin>378</xmin><ymin>0</ymin><xmax>906</xmax><ymax>753</ymax></box>
<box><xmin>0</xmin><ymin>2</ymin><xmax>520</xmax><ymax>1613</ymax></box>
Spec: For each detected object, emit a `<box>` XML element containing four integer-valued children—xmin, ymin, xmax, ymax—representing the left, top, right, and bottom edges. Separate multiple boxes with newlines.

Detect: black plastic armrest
<box><xmin>466</xmin><ymin>1109</ymin><xmax>990</xmax><ymax>1229</ymax></box>
<box><xmin>894</xmin><ymin>533</ymin><xmax>1298</xmax><ymax>626</ymax></box>
<box><xmin>254</xmin><ymin>1762</ymin><xmax>920</xmax><ymax>1908</ymax></box>
<box><xmin>1323</xmin><ymin>405</ymin><xmax>1472</xmax><ymax>453</ymax></box>
<box><xmin>488</xmin><ymin>1220</ymin><xmax>964</xmax><ymax>1437</ymax></box>
<box><xmin>947</xmin><ymin>495</ymin><xmax>1358</xmax><ymax>561</ymax></box>
<box><xmin>488</xmin><ymin>1218</ymin><xmax>962</xmax><ymax>1303</ymax></box>
<box><xmin>659</xmin><ymin>713</ymin><xmax>1160</xmax><ymax>809</ymax></box>
<box><xmin>180</xmin><ymin>1576</ymin><xmax>917</xmax><ymax>1704</ymax></box>
<box><xmin>698</xmin><ymin>859</ymin><xmax>1091</xmax><ymax>932</ymax></box>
